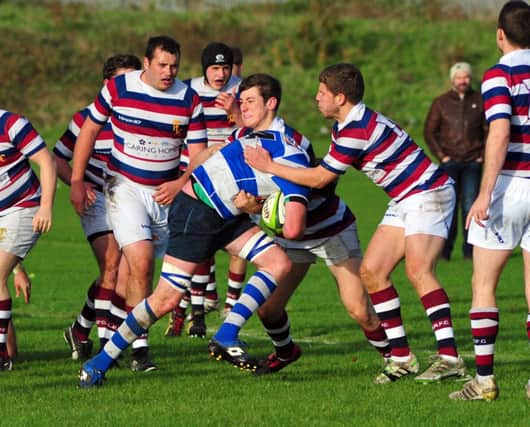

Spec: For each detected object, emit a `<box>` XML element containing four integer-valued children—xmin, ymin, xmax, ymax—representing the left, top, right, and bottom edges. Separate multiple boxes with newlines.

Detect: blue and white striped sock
<box><xmin>214</xmin><ymin>270</ymin><xmax>277</xmax><ymax>344</ymax></box>
<box><xmin>90</xmin><ymin>299</ymin><xmax>158</xmax><ymax>372</ymax></box>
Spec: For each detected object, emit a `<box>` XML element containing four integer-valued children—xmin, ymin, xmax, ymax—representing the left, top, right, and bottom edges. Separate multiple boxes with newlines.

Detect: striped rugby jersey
<box><xmin>0</xmin><ymin>110</ymin><xmax>45</xmax><ymax>214</ymax></box>
<box><xmin>235</xmin><ymin>117</ymin><xmax>355</xmax><ymax>240</ymax></box>
<box><xmin>54</xmin><ymin>105</ymin><xmax>112</xmax><ymax>190</ymax></box>
<box><xmin>88</xmin><ymin>70</ymin><xmax>207</xmax><ymax>187</ymax></box>
<box><xmin>179</xmin><ymin>75</ymin><xmax>241</xmax><ymax>170</ymax></box>
<box><xmin>322</xmin><ymin>102</ymin><xmax>450</xmax><ymax>202</ymax></box>
<box><xmin>185</xmin><ymin>75</ymin><xmax>241</xmax><ymax>145</ymax></box>
<box><xmin>481</xmin><ymin>49</ymin><xmax>530</xmax><ymax>178</ymax></box>
<box><xmin>192</xmin><ymin>128</ymin><xmax>311</xmax><ymax>219</ymax></box>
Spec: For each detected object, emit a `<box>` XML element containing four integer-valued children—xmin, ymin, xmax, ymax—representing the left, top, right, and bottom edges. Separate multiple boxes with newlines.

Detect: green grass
<box><xmin>3</xmin><ymin>149</ymin><xmax>529</xmax><ymax>426</ymax></box>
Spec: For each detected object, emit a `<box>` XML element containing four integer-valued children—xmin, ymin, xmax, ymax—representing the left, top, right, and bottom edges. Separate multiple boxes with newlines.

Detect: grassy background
<box><xmin>1</xmin><ymin>1</ymin><xmax>529</xmax><ymax>426</ymax></box>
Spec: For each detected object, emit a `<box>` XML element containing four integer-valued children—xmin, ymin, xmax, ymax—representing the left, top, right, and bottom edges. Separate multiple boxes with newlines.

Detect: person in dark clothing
<box><xmin>424</xmin><ymin>62</ymin><xmax>487</xmax><ymax>260</ymax></box>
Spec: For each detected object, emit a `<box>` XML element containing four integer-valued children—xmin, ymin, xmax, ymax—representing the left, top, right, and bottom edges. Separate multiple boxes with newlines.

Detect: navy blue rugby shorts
<box><xmin>166</xmin><ymin>191</ymin><xmax>256</xmax><ymax>263</ymax></box>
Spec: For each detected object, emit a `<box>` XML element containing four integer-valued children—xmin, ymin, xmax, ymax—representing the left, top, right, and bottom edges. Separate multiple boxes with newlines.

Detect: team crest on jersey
<box><xmin>172</xmin><ymin>120</ymin><xmax>185</xmax><ymax>137</ymax></box>
<box><xmin>0</xmin><ymin>154</ymin><xmax>5</xmax><ymax>163</ymax></box>
<box><xmin>282</xmin><ymin>134</ymin><xmax>303</xmax><ymax>151</ymax></box>
<box><xmin>0</xmin><ymin>228</ymin><xmax>6</xmax><ymax>242</ymax></box>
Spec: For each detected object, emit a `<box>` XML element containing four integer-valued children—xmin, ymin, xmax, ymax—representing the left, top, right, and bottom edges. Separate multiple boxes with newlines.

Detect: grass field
<box><xmin>2</xmin><ymin>130</ymin><xmax>529</xmax><ymax>425</ymax></box>
<box><xmin>1</xmin><ymin>1</ymin><xmax>529</xmax><ymax>425</ymax></box>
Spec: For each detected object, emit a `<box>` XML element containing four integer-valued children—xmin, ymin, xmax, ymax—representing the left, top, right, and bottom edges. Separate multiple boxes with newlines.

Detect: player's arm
<box><xmin>282</xmin><ymin>198</ymin><xmax>306</xmax><ymax>240</ymax></box>
<box><xmin>70</xmin><ymin>117</ymin><xmax>102</xmax><ymax>215</ymax></box>
<box><xmin>28</xmin><ymin>147</ymin><xmax>57</xmax><ymax>233</ymax></box>
<box><xmin>55</xmin><ymin>155</ymin><xmax>73</xmax><ymax>185</ymax></box>
<box><xmin>465</xmin><ymin>117</ymin><xmax>510</xmax><ymax>228</ymax></box>
<box><xmin>245</xmin><ymin>145</ymin><xmax>337</xmax><ymax>189</ymax></box>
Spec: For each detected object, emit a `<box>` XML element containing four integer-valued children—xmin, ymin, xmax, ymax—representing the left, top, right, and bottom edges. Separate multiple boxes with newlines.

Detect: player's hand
<box><xmin>465</xmin><ymin>192</ymin><xmax>490</xmax><ymax>229</ymax></box>
<box><xmin>153</xmin><ymin>179</ymin><xmax>184</xmax><ymax>206</ymax></box>
<box><xmin>244</xmin><ymin>145</ymin><xmax>273</xmax><ymax>173</ymax></box>
<box><xmin>215</xmin><ymin>88</ymin><xmax>238</xmax><ymax>117</ymax></box>
<box><xmin>84</xmin><ymin>182</ymin><xmax>97</xmax><ymax>208</ymax></box>
<box><xmin>32</xmin><ymin>206</ymin><xmax>52</xmax><ymax>233</ymax></box>
<box><xmin>70</xmin><ymin>180</ymin><xmax>87</xmax><ymax>216</ymax></box>
<box><xmin>14</xmin><ymin>268</ymin><xmax>31</xmax><ymax>304</ymax></box>
<box><xmin>233</xmin><ymin>190</ymin><xmax>263</xmax><ymax>214</ymax></box>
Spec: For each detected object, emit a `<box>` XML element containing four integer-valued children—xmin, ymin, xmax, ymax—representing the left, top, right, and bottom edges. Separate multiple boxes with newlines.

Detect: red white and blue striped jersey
<box><xmin>54</xmin><ymin>105</ymin><xmax>112</xmax><ymax>190</ymax></box>
<box><xmin>236</xmin><ymin>117</ymin><xmax>355</xmax><ymax>240</ymax></box>
<box><xmin>321</xmin><ymin>102</ymin><xmax>450</xmax><ymax>202</ymax></box>
<box><xmin>0</xmin><ymin>110</ymin><xmax>45</xmax><ymax>214</ymax></box>
<box><xmin>193</xmin><ymin>127</ymin><xmax>311</xmax><ymax>219</ymax></box>
<box><xmin>88</xmin><ymin>70</ymin><xmax>207</xmax><ymax>187</ymax></box>
<box><xmin>184</xmin><ymin>75</ymin><xmax>241</xmax><ymax>145</ymax></box>
<box><xmin>179</xmin><ymin>75</ymin><xmax>241</xmax><ymax>169</ymax></box>
<box><xmin>481</xmin><ymin>49</ymin><xmax>530</xmax><ymax>178</ymax></box>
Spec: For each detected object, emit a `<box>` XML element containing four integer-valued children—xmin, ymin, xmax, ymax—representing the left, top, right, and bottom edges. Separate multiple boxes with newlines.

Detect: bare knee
<box><xmin>359</xmin><ymin>263</ymin><xmax>381</xmax><ymax>293</ymax></box>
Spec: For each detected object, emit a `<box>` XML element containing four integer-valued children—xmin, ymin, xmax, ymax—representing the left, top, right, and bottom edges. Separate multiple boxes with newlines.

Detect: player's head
<box><xmin>449</xmin><ymin>62</ymin><xmax>472</xmax><ymax>94</ymax></box>
<box><xmin>102</xmin><ymin>54</ymin><xmax>141</xmax><ymax>82</ymax></box>
<box><xmin>497</xmin><ymin>1</ymin><xmax>530</xmax><ymax>49</ymax></box>
<box><xmin>143</xmin><ymin>35</ymin><xmax>181</xmax><ymax>91</ymax></box>
<box><xmin>239</xmin><ymin>73</ymin><xmax>282</xmax><ymax>130</ymax></box>
<box><xmin>201</xmin><ymin>42</ymin><xmax>233</xmax><ymax>90</ymax></box>
<box><xmin>316</xmin><ymin>63</ymin><xmax>364</xmax><ymax>119</ymax></box>
<box><xmin>231</xmin><ymin>46</ymin><xmax>243</xmax><ymax>77</ymax></box>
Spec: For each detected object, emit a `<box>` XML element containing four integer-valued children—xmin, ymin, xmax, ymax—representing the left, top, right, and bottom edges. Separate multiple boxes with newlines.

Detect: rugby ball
<box><xmin>260</xmin><ymin>191</ymin><xmax>285</xmax><ymax>235</ymax></box>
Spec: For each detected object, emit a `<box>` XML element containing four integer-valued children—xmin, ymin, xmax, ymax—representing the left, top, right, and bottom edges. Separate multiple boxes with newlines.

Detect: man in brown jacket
<box><xmin>424</xmin><ymin>62</ymin><xmax>487</xmax><ymax>260</ymax></box>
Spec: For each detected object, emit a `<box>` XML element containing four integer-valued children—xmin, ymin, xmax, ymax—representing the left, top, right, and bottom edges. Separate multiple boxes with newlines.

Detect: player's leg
<box><xmin>0</xmin><ymin>250</ymin><xmax>19</xmax><ymax>371</ymax></box>
<box><xmin>0</xmin><ymin>207</ymin><xmax>39</xmax><ymax>371</ymax></box>
<box><xmin>448</xmin><ymin>246</ymin><xmax>509</xmax><ymax>400</ymax></box>
<box><xmin>524</xmin><ymin>249</ymin><xmax>530</xmax><ymax>345</ymax></box>
<box><xmin>105</xmin><ymin>256</ymin><xmax>128</xmax><ymax>358</ymax></box>
<box><xmin>254</xmin><ymin>261</ymin><xmax>309</xmax><ymax>375</ymax></box>
<box><xmin>223</xmin><ymin>255</ymin><xmax>247</xmax><ymax>317</ymax></box>
<box><xmin>204</xmin><ymin>257</ymin><xmax>219</xmax><ymax>314</ymax></box>
<box><xmin>210</xmin><ymin>228</ymin><xmax>291</xmax><ymax>370</ymax></box>
<box><xmin>329</xmin><ymin>257</ymin><xmax>390</xmax><ymax>360</ymax></box>
<box><xmin>6</xmin><ymin>319</ymin><xmax>16</xmax><ymax>360</ymax></box>
<box><xmin>122</xmin><ymin>240</ymin><xmax>156</xmax><ymax>371</ymax></box>
<box><xmin>64</xmin><ymin>192</ymin><xmax>119</xmax><ymax>359</ymax></box>
<box><xmin>79</xmin><ymin>255</ymin><xmax>196</xmax><ymax>387</ymax></box>
<box><xmin>89</xmin><ymin>232</ymin><xmax>120</xmax><ymax>349</ymax></box>
<box><xmin>187</xmin><ymin>260</ymin><xmax>210</xmax><ymax>338</ymax></box>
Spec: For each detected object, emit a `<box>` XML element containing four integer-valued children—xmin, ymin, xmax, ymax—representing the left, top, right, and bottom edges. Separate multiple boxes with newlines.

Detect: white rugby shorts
<box><xmin>275</xmin><ymin>222</ymin><xmax>362</xmax><ymax>266</ymax></box>
<box><xmin>380</xmin><ymin>184</ymin><xmax>455</xmax><ymax>238</ymax></box>
<box><xmin>105</xmin><ymin>176</ymin><xmax>169</xmax><ymax>258</ymax></box>
<box><xmin>468</xmin><ymin>174</ymin><xmax>530</xmax><ymax>251</ymax></box>
<box><xmin>0</xmin><ymin>206</ymin><xmax>40</xmax><ymax>258</ymax></box>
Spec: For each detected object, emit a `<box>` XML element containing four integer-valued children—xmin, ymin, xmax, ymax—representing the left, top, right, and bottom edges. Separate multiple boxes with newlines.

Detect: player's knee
<box><xmin>359</xmin><ymin>263</ymin><xmax>379</xmax><ymax>291</ymax></box>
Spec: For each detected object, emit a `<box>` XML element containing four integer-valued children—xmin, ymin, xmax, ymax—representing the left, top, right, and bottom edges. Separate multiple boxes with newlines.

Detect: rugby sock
<box><xmin>205</xmin><ymin>259</ymin><xmax>218</xmax><ymax>307</ymax></box>
<box><xmin>90</xmin><ymin>299</ymin><xmax>158</xmax><ymax>372</ymax></box>
<box><xmin>225</xmin><ymin>270</ymin><xmax>245</xmax><ymax>309</ymax></box>
<box><xmin>470</xmin><ymin>307</ymin><xmax>499</xmax><ymax>377</ymax></box>
<box><xmin>0</xmin><ymin>298</ymin><xmax>12</xmax><ymax>360</ymax></box>
<box><xmin>106</xmin><ymin>292</ymin><xmax>127</xmax><ymax>340</ymax></box>
<box><xmin>526</xmin><ymin>313</ymin><xmax>530</xmax><ymax>341</ymax></box>
<box><xmin>94</xmin><ymin>287</ymin><xmax>113</xmax><ymax>346</ymax></box>
<box><xmin>421</xmin><ymin>288</ymin><xmax>458</xmax><ymax>359</ymax></box>
<box><xmin>72</xmin><ymin>280</ymin><xmax>98</xmax><ymax>341</ymax></box>
<box><xmin>190</xmin><ymin>261</ymin><xmax>209</xmax><ymax>318</ymax></box>
<box><xmin>127</xmin><ymin>303</ymin><xmax>148</xmax><ymax>350</ymax></box>
<box><xmin>369</xmin><ymin>286</ymin><xmax>411</xmax><ymax>361</ymax></box>
<box><xmin>362</xmin><ymin>324</ymin><xmax>391</xmax><ymax>358</ymax></box>
<box><xmin>261</xmin><ymin>310</ymin><xmax>294</xmax><ymax>359</ymax></box>
<box><xmin>214</xmin><ymin>270</ymin><xmax>277</xmax><ymax>344</ymax></box>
